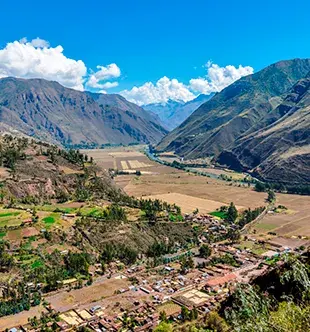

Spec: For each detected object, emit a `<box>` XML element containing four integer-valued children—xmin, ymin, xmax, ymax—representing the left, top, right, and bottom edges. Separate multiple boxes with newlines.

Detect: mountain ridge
<box><xmin>216</xmin><ymin>74</ymin><xmax>310</xmax><ymax>183</ymax></box>
<box><xmin>0</xmin><ymin>77</ymin><xmax>168</xmax><ymax>147</ymax></box>
<box><xmin>144</xmin><ymin>94</ymin><xmax>212</xmax><ymax>130</ymax></box>
<box><xmin>157</xmin><ymin>58</ymin><xmax>310</xmax><ymax>158</ymax></box>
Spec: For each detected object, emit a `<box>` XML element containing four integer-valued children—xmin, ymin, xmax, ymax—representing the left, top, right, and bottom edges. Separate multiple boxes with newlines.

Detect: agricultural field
<box><xmin>0</xmin><ymin>305</ymin><xmax>46</xmax><ymax>331</ymax></box>
<box><xmin>142</xmin><ymin>193</ymin><xmax>236</xmax><ymax>214</ymax></box>
<box><xmin>0</xmin><ymin>208</ymin><xmax>32</xmax><ymax>228</ymax></box>
<box><xmin>84</xmin><ymin>146</ymin><xmax>310</xmax><ymax>237</ymax></box>
<box><xmin>252</xmin><ymin>193</ymin><xmax>310</xmax><ymax>237</ymax></box>
<box><xmin>156</xmin><ymin>301</ymin><xmax>182</xmax><ymax>316</ymax></box>
<box><xmin>46</xmin><ymin>276</ymin><xmax>130</xmax><ymax>313</ymax></box>
<box><xmin>192</xmin><ymin>167</ymin><xmax>247</xmax><ymax>181</ymax></box>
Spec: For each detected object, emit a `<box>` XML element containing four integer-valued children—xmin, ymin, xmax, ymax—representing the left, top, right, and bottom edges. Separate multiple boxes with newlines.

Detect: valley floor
<box><xmin>84</xmin><ymin>145</ymin><xmax>310</xmax><ymax>239</ymax></box>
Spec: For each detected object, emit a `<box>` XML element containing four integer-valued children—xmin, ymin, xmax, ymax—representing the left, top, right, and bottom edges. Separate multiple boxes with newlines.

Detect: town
<box><xmin>5</xmin><ymin>209</ymin><xmax>308</xmax><ymax>332</ymax></box>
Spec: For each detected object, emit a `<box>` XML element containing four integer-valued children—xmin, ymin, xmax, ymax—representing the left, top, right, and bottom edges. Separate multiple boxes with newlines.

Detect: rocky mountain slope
<box><xmin>157</xmin><ymin>59</ymin><xmax>310</xmax><ymax>159</ymax></box>
<box><xmin>144</xmin><ymin>94</ymin><xmax>212</xmax><ymax>130</ymax></box>
<box><xmin>0</xmin><ymin>77</ymin><xmax>168</xmax><ymax>147</ymax></box>
<box><xmin>0</xmin><ymin>135</ymin><xmax>123</xmax><ymax>203</ymax></box>
<box><xmin>217</xmin><ymin>75</ymin><xmax>310</xmax><ymax>183</ymax></box>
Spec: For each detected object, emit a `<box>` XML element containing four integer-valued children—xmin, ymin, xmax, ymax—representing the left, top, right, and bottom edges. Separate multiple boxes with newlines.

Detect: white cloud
<box><xmin>121</xmin><ymin>62</ymin><xmax>253</xmax><ymax>105</ymax></box>
<box><xmin>0</xmin><ymin>39</ymin><xmax>253</xmax><ymax>105</ymax></box>
<box><xmin>0</xmin><ymin>39</ymin><xmax>87</xmax><ymax>90</ymax></box>
<box><xmin>29</xmin><ymin>37</ymin><xmax>50</xmax><ymax>48</ymax></box>
<box><xmin>86</xmin><ymin>63</ymin><xmax>120</xmax><ymax>89</ymax></box>
<box><xmin>101</xmin><ymin>81</ymin><xmax>119</xmax><ymax>89</ymax></box>
<box><xmin>121</xmin><ymin>76</ymin><xmax>195</xmax><ymax>106</ymax></box>
<box><xmin>189</xmin><ymin>62</ymin><xmax>254</xmax><ymax>94</ymax></box>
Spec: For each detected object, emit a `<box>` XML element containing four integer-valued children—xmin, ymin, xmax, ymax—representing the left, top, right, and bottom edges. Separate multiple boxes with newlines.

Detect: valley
<box><xmin>1</xmin><ymin>2</ymin><xmax>310</xmax><ymax>331</ymax></box>
<box><xmin>84</xmin><ymin>145</ymin><xmax>310</xmax><ymax>239</ymax></box>
<box><xmin>0</xmin><ymin>139</ymin><xmax>308</xmax><ymax>331</ymax></box>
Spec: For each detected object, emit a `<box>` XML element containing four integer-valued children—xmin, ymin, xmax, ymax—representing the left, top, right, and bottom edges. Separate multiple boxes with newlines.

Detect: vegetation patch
<box><xmin>255</xmin><ymin>223</ymin><xmax>277</xmax><ymax>231</ymax></box>
<box><xmin>31</xmin><ymin>260</ymin><xmax>44</xmax><ymax>269</ymax></box>
<box><xmin>0</xmin><ymin>211</ymin><xmax>20</xmax><ymax>218</ymax></box>
<box><xmin>209</xmin><ymin>210</ymin><xmax>228</xmax><ymax>219</ymax></box>
<box><xmin>43</xmin><ymin>216</ymin><xmax>56</xmax><ymax>224</ymax></box>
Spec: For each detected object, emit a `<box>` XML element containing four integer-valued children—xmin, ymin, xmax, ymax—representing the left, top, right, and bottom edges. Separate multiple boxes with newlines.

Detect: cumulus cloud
<box><xmin>26</xmin><ymin>37</ymin><xmax>50</xmax><ymax>48</ymax></box>
<box><xmin>189</xmin><ymin>62</ymin><xmax>254</xmax><ymax>94</ymax></box>
<box><xmin>0</xmin><ymin>38</ymin><xmax>253</xmax><ymax>104</ymax></box>
<box><xmin>121</xmin><ymin>76</ymin><xmax>195</xmax><ymax>106</ymax></box>
<box><xmin>86</xmin><ymin>63</ymin><xmax>120</xmax><ymax>90</ymax></box>
<box><xmin>121</xmin><ymin>62</ymin><xmax>253</xmax><ymax>105</ymax></box>
<box><xmin>0</xmin><ymin>39</ymin><xmax>87</xmax><ymax>90</ymax></box>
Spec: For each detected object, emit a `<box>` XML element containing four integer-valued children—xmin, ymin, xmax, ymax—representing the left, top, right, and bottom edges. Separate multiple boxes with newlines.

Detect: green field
<box><xmin>0</xmin><ymin>218</ymin><xmax>22</xmax><ymax>228</ymax></box>
<box><xmin>31</xmin><ymin>260</ymin><xmax>44</xmax><ymax>269</ymax></box>
<box><xmin>43</xmin><ymin>215</ymin><xmax>56</xmax><ymax>224</ymax></box>
<box><xmin>209</xmin><ymin>211</ymin><xmax>228</xmax><ymax>219</ymax></box>
<box><xmin>0</xmin><ymin>211</ymin><xmax>20</xmax><ymax>218</ymax></box>
<box><xmin>0</xmin><ymin>210</ymin><xmax>23</xmax><ymax>228</ymax></box>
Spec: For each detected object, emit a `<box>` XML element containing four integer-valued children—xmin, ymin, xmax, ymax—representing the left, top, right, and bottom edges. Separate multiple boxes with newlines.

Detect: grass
<box><xmin>31</xmin><ymin>260</ymin><xmax>44</xmax><ymax>269</ymax></box>
<box><xmin>0</xmin><ymin>232</ymin><xmax>6</xmax><ymax>238</ymax></box>
<box><xmin>0</xmin><ymin>211</ymin><xmax>20</xmax><ymax>218</ymax></box>
<box><xmin>79</xmin><ymin>207</ymin><xmax>102</xmax><ymax>217</ymax></box>
<box><xmin>0</xmin><ymin>218</ymin><xmax>22</xmax><ymax>228</ymax></box>
<box><xmin>43</xmin><ymin>216</ymin><xmax>56</xmax><ymax>224</ymax></box>
<box><xmin>209</xmin><ymin>211</ymin><xmax>227</xmax><ymax>219</ymax></box>
<box><xmin>255</xmin><ymin>223</ymin><xmax>277</xmax><ymax>231</ymax></box>
<box><xmin>238</xmin><ymin>240</ymin><xmax>269</xmax><ymax>256</ymax></box>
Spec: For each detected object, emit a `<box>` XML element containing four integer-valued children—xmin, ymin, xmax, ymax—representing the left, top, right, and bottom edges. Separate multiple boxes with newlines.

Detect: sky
<box><xmin>0</xmin><ymin>0</ymin><xmax>310</xmax><ymax>105</ymax></box>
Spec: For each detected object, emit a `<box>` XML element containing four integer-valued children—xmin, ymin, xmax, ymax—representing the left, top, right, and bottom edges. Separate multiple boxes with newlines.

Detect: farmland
<box><xmin>83</xmin><ymin>146</ymin><xmax>310</xmax><ymax>238</ymax></box>
<box><xmin>80</xmin><ymin>146</ymin><xmax>156</xmax><ymax>173</ymax></box>
<box><xmin>251</xmin><ymin>193</ymin><xmax>310</xmax><ymax>237</ymax></box>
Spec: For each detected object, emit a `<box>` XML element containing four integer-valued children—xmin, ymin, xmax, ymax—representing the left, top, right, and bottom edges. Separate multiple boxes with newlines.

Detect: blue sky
<box><xmin>0</xmin><ymin>0</ymin><xmax>310</xmax><ymax>104</ymax></box>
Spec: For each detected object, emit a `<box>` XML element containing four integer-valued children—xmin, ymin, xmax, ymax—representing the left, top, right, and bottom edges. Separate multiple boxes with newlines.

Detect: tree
<box><xmin>199</xmin><ymin>244</ymin><xmax>211</xmax><ymax>258</ymax></box>
<box><xmin>159</xmin><ymin>311</ymin><xmax>167</xmax><ymax>322</ymax></box>
<box><xmin>65</xmin><ymin>252</ymin><xmax>90</xmax><ymax>276</ymax></box>
<box><xmin>255</xmin><ymin>181</ymin><xmax>266</xmax><ymax>192</ymax></box>
<box><xmin>154</xmin><ymin>322</ymin><xmax>173</xmax><ymax>332</ymax></box>
<box><xmin>226</xmin><ymin>202</ymin><xmax>238</xmax><ymax>222</ymax></box>
<box><xmin>204</xmin><ymin>312</ymin><xmax>228</xmax><ymax>332</ymax></box>
<box><xmin>190</xmin><ymin>308</ymin><xmax>198</xmax><ymax>320</ymax></box>
<box><xmin>181</xmin><ymin>306</ymin><xmax>190</xmax><ymax>321</ymax></box>
<box><xmin>180</xmin><ymin>256</ymin><xmax>195</xmax><ymax>274</ymax></box>
<box><xmin>267</xmin><ymin>190</ymin><xmax>276</xmax><ymax>203</ymax></box>
<box><xmin>226</xmin><ymin>229</ymin><xmax>241</xmax><ymax>244</ymax></box>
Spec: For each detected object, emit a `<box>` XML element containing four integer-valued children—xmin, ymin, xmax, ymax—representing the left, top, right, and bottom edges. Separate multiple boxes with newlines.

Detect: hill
<box><xmin>0</xmin><ymin>135</ymin><xmax>123</xmax><ymax>203</ymax></box>
<box><xmin>217</xmin><ymin>75</ymin><xmax>310</xmax><ymax>184</ymax></box>
<box><xmin>157</xmin><ymin>59</ymin><xmax>310</xmax><ymax>159</ymax></box>
<box><xmin>144</xmin><ymin>94</ymin><xmax>212</xmax><ymax>130</ymax></box>
<box><xmin>0</xmin><ymin>77</ymin><xmax>168</xmax><ymax>147</ymax></box>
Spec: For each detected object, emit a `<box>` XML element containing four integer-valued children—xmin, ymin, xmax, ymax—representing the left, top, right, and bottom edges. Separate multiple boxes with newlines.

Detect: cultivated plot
<box><xmin>143</xmin><ymin>192</ymin><xmax>234</xmax><ymax>214</ymax></box>
<box><xmin>254</xmin><ymin>194</ymin><xmax>310</xmax><ymax>236</ymax></box>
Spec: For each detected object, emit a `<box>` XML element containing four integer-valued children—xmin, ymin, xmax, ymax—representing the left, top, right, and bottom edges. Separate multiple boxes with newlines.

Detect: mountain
<box><xmin>216</xmin><ymin>75</ymin><xmax>310</xmax><ymax>184</ymax></box>
<box><xmin>0</xmin><ymin>77</ymin><xmax>168</xmax><ymax>147</ymax></box>
<box><xmin>144</xmin><ymin>94</ymin><xmax>212</xmax><ymax>130</ymax></box>
<box><xmin>157</xmin><ymin>59</ymin><xmax>310</xmax><ymax>159</ymax></box>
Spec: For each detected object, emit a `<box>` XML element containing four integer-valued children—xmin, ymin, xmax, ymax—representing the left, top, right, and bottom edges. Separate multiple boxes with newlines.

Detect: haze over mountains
<box><xmin>144</xmin><ymin>94</ymin><xmax>213</xmax><ymax>130</ymax></box>
<box><xmin>157</xmin><ymin>58</ymin><xmax>310</xmax><ymax>183</ymax></box>
<box><xmin>0</xmin><ymin>77</ymin><xmax>168</xmax><ymax>147</ymax></box>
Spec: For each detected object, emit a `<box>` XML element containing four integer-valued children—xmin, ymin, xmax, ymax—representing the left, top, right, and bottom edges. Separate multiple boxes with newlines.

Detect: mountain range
<box><xmin>0</xmin><ymin>77</ymin><xmax>168</xmax><ymax>147</ymax></box>
<box><xmin>157</xmin><ymin>58</ymin><xmax>310</xmax><ymax>184</ymax></box>
<box><xmin>144</xmin><ymin>94</ymin><xmax>212</xmax><ymax>130</ymax></box>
